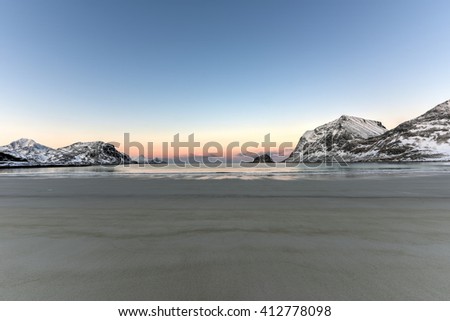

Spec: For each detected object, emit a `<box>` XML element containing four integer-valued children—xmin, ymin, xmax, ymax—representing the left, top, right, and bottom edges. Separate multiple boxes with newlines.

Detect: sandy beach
<box><xmin>1</xmin><ymin>175</ymin><xmax>450</xmax><ymax>300</ymax></box>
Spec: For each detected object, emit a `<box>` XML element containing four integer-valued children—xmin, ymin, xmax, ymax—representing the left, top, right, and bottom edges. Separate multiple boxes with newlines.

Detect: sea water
<box><xmin>1</xmin><ymin>162</ymin><xmax>450</xmax><ymax>179</ymax></box>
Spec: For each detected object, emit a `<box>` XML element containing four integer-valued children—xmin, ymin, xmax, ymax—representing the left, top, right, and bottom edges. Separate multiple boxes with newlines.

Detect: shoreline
<box><xmin>2</xmin><ymin>159</ymin><xmax>450</xmax><ymax>170</ymax></box>
<box><xmin>1</xmin><ymin>162</ymin><xmax>450</xmax><ymax>181</ymax></box>
<box><xmin>1</xmin><ymin>175</ymin><xmax>450</xmax><ymax>300</ymax></box>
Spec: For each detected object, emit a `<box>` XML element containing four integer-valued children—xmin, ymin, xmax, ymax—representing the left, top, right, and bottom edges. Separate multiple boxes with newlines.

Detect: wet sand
<box><xmin>1</xmin><ymin>175</ymin><xmax>450</xmax><ymax>300</ymax></box>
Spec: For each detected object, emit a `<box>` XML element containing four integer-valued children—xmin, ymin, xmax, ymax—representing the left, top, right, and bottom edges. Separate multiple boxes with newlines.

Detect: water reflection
<box><xmin>1</xmin><ymin>162</ymin><xmax>450</xmax><ymax>180</ymax></box>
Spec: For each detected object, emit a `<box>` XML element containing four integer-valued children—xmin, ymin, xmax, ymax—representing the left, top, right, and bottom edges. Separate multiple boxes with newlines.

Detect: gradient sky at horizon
<box><xmin>1</xmin><ymin>0</ymin><xmax>450</xmax><ymax>156</ymax></box>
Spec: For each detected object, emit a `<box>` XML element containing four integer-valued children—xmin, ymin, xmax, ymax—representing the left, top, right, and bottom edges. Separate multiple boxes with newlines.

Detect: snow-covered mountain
<box><xmin>2</xmin><ymin>100</ymin><xmax>449</xmax><ymax>167</ymax></box>
<box><xmin>0</xmin><ymin>138</ymin><xmax>54</xmax><ymax>164</ymax></box>
<box><xmin>0</xmin><ymin>138</ymin><xmax>132</xmax><ymax>167</ymax></box>
<box><xmin>285</xmin><ymin>100</ymin><xmax>450</xmax><ymax>162</ymax></box>
<box><xmin>285</xmin><ymin>115</ymin><xmax>387</xmax><ymax>162</ymax></box>
<box><xmin>0</xmin><ymin>151</ymin><xmax>27</xmax><ymax>163</ymax></box>
<box><xmin>349</xmin><ymin>100</ymin><xmax>450</xmax><ymax>161</ymax></box>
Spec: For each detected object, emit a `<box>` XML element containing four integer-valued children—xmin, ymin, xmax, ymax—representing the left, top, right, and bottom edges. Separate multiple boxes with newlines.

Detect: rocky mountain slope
<box><xmin>285</xmin><ymin>115</ymin><xmax>387</xmax><ymax>162</ymax></box>
<box><xmin>286</xmin><ymin>100</ymin><xmax>450</xmax><ymax>162</ymax></box>
<box><xmin>0</xmin><ymin>138</ymin><xmax>132</xmax><ymax>167</ymax></box>
<box><xmin>2</xmin><ymin>100</ymin><xmax>449</xmax><ymax>167</ymax></box>
<box><xmin>349</xmin><ymin>100</ymin><xmax>450</xmax><ymax>161</ymax></box>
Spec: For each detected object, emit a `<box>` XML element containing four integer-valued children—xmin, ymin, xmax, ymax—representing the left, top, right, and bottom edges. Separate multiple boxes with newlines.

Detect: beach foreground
<box><xmin>1</xmin><ymin>175</ymin><xmax>450</xmax><ymax>300</ymax></box>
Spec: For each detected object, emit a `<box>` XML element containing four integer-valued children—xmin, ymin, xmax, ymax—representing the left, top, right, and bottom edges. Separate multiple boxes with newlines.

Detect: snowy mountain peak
<box><xmin>64</xmin><ymin>141</ymin><xmax>106</xmax><ymax>149</ymax></box>
<box><xmin>360</xmin><ymin>99</ymin><xmax>450</xmax><ymax>161</ymax></box>
<box><xmin>285</xmin><ymin>115</ymin><xmax>387</xmax><ymax>162</ymax></box>
<box><xmin>8</xmin><ymin>138</ymin><xmax>51</xmax><ymax>150</ymax></box>
<box><xmin>424</xmin><ymin>100</ymin><xmax>450</xmax><ymax>116</ymax></box>
<box><xmin>285</xmin><ymin>99</ymin><xmax>450</xmax><ymax>162</ymax></box>
<box><xmin>338</xmin><ymin>115</ymin><xmax>352</xmax><ymax>121</ymax></box>
<box><xmin>334</xmin><ymin>115</ymin><xmax>386</xmax><ymax>135</ymax></box>
<box><xmin>0</xmin><ymin>139</ymin><xmax>133</xmax><ymax>167</ymax></box>
<box><xmin>13</xmin><ymin>138</ymin><xmax>36</xmax><ymax>146</ymax></box>
<box><xmin>318</xmin><ymin>115</ymin><xmax>386</xmax><ymax>138</ymax></box>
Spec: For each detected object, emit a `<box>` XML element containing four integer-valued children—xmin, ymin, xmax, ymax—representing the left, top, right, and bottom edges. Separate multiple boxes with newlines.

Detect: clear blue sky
<box><xmin>1</xmin><ymin>0</ymin><xmax>450</xmax><ymax>154</ymax></box>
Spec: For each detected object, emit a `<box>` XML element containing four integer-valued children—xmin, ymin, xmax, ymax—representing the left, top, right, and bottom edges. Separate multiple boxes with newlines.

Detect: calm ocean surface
<box><xmin>1</xmin><ymin>162</ymin><xmax>450</xmax><ymax>179</ymax></box>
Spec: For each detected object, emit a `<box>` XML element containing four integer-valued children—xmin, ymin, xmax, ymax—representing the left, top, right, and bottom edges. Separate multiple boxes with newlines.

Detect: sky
<box><xmin>1</xmin><ymin>0</ymin><xmax>450</xmax><ymax>157</ymax></box>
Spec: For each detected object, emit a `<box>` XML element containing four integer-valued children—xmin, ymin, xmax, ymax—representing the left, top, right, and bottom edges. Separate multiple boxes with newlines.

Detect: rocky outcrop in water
<box><xmin>252</xmin><ymin>153</ymin><xmax>275</xmax><ymax>163</ymax></box>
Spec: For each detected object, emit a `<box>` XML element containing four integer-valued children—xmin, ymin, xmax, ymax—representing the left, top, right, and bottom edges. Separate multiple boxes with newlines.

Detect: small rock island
<box><xmin>251</xmin><ymin>153</ymin><xmax>275</xmax><ymax>163</ymax></box>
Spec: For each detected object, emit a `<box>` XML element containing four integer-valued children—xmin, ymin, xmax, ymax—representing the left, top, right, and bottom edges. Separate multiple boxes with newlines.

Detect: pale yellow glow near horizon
<box><xmin>0</xmin><ymin>99</ymin><xmax>437</xmax><ymax>157</ymax></box>
<box><xmin>1</xmin><ymin>124</ymin><xmax>303</xmax><ymax>158</ymax></box>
